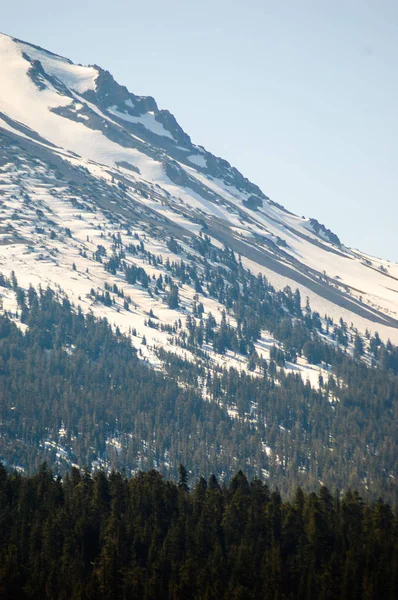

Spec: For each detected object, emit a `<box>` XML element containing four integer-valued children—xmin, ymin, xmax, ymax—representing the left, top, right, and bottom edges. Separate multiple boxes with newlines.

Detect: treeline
<box><xmin>91</xmin><ymin>231</ymin><xmax>398</xmax><ymax>376</ymax></box>
<box><xmin>0</xmin><ymin>465</ymin><xmax>397</xmax><ymax>599</ymax></box>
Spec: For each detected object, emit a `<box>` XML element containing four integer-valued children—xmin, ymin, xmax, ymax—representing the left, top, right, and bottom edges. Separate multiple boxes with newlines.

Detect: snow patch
<box><xmin>109</xmin><ymin>106</ymin><xmax>174</xmax><ymax>139</ymax></box>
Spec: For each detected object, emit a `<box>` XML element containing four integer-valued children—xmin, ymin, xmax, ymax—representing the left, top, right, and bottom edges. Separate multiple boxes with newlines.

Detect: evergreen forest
<box><xmin>0</xmin><ymin>465</ymin><xmax>397</xmax><ymax>599</ymax></box>
<box><xmin>0</xmin><ymin>272</ymin><xmax>397</xmax><ymax>504</ymax></box>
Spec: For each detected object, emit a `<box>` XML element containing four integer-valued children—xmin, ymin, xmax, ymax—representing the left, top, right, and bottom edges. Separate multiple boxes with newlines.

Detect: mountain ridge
<box><xmin>0</xmin><ymin>33</ymin><xmax>397</xmax><ymax>330</ymax></box>
<box><xmin>0</xmin><ymin>33</ymin><xmax>398</xmax><ymax>499</ymax></box>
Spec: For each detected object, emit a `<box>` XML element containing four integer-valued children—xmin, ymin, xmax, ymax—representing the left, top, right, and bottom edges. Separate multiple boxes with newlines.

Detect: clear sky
<box><xmin>2</xmin><ymin>1</ymin><xmax>398</xmax><ymax>260</ymax></box>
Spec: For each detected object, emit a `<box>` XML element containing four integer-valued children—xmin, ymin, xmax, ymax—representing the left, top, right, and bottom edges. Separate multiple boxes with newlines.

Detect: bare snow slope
<box><xmin>1</xmin><ymin>32</ymin><xmax>398</xmax><ymax>344</ymax></box>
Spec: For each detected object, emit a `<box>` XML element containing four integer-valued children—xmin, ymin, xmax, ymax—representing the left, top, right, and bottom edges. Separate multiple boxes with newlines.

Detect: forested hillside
<box><xmin>1</xmin><ymin>31</ymin><xmax>398</xmax><ymax>512</ymax></box>
<box><xmin>0</xmin><ymin>273</ymin><xmax>397</xmax><ymax>503</ymax></box>
<box><xmin>0</xmin><ymin>465</ymin><xmax>397</xmax><ymax>599</ymax></box>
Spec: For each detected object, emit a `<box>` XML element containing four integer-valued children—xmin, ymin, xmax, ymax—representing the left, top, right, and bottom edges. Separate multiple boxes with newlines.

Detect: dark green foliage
<box><xmin>0</xmin><ymin>467</ymin><xmax>397</xmax><ymax>599</ymax></box>
<box><xmin>0</xmin><ymin>279</ymin><xmax>398</xmax><ymax>504</ymax></box>
<box><xmin>167</xmin><ymin>283</ymin><xmax>180</xmax><ymax>309</ymax></box>
<box><xmin>124</xmin><ymin>263</ymin><xmax>149</xmax><ymax>287</ymax></box>
<box><xmin>0</xmin><ymin>285</ymin><xmax>260</xmax><ymax>483</ymax></box>
<box><xmin>159</xmin><ymin>342</ymin><xmax>398</xmax><ymax>503</ymax></box>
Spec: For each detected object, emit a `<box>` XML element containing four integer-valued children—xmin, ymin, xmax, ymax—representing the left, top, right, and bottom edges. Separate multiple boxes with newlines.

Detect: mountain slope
<box><xmin>1</xmin><ymin>32</ymin><xmax>398</xmax><ymax>344</ymax></box>
<box><xmin>0</xmin><ymin>33</ymin><xmax>398</xmax><ymax>500</ymax></box>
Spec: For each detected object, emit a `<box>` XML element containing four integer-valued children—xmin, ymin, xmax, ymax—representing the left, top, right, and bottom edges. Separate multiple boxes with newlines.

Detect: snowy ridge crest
<box><xmin>0</xmin><ymin>29</ymin><xmax>397</xmax><ymax>361</ymax></box>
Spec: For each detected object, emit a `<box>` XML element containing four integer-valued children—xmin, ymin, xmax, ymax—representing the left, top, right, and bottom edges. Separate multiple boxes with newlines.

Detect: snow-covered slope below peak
<box><xmin>1</xmin><ymin>32</ymin><xmax>398</xmax><ymax>345</ymax></box>
<box><xmin>11</xmin><ymin>35</ymin><xmax>99</xmax><ymax>94</ymax></box>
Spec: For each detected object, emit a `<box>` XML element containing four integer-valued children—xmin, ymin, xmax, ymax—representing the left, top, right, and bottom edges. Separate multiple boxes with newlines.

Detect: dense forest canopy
<box><xmin>0</xmin><ymin>465</ymin><xmax>397</xmax><ymax>599</ymax></box>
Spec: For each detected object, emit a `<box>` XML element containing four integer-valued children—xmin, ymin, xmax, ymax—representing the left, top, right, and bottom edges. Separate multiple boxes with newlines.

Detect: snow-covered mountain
<box><xmin>2</xmin><ymin>32</ymin><xmax>398</xmax><ymax>497</ymax></box>
<box><xmin>1</xmin><ymin>29</ymin><xmax>398</xmax><ymax>366</ymax></box>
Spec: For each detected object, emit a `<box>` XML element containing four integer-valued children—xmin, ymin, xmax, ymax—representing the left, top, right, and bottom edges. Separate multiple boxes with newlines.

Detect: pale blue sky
<box><xmin>3</xmin><ymin>1</ymin><xmax>398</xmax><ymax>259</ymax></box>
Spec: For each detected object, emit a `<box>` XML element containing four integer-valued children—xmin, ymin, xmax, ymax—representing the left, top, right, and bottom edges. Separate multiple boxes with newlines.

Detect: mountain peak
<box><xmin>0</xmin><ymin>31</ymin><xmax>398</xmax><ymax>504</ymax></box>
<box><xmin>0</xmin><ymin>31</ymin><xmax>397</xmax><ymax>348</ymax></box>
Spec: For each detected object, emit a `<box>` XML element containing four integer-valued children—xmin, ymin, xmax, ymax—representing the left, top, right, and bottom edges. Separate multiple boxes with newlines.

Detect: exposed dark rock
<box><xmin>0</xmin><ymin>111</ymin><xmax>57</xmax><ymax>148</ymax></box>
<box><xmin>84</xmin><ymin>67</ymin><xmax>157</xmax><ymax>116</ymax></box>
<box><xmin>308</xmin><ymin>218</ymin><xmax>341</xmax><ymax>246</ymax></box>
<box><xmin>23</xmin><ymin>53</ymin><xmax>73</xmax><ymax>97</ymax></box>
<box><xmin>116</xmin><ymin>161</ymin><xmax>141</xmax><ymax>174</ymax></box>
<box><xmin>163</xmin><ymin>160</ymin><xmax>187</xmax><ymax>187</ymax></box>
<box><xmin>205</xmin><ymin>153</ymin><xmax>270</xmax><ymax>200</ymax></box>
<box><xmin>243</xmin><ymin>195</ymin><xmax>263</xmax><ymax>210</ymax></box>
<box><xmin>163</xmin><ymin>160</ymin><xmax>220</xmax><ymax>204</ymax></box>
<box><xmin>155</xmin><ymin>109</ymin><xmax>191</xmax><ymax>146</ymax></box>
